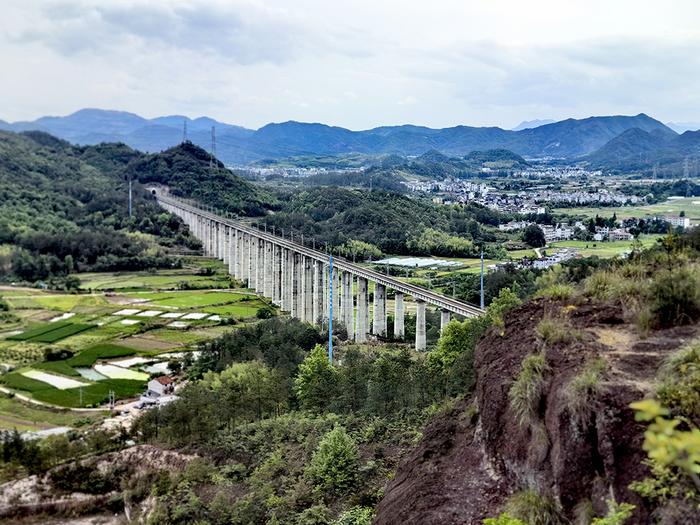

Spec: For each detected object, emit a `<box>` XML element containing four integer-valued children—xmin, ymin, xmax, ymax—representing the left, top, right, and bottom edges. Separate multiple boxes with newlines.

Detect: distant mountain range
<box><xmin>1</xmin><ymin>109</ymin><xmax>696</xmax><ymax>169</ymax></box>
<box><xmin>511</xmin><ymin>119</ymin><xmax>556</xmax><ymax>131</ymax></box>
<box><xmin>586</xmin><ymin>127</ymin><xmax>700</xmax><ymax>174</ymax></box>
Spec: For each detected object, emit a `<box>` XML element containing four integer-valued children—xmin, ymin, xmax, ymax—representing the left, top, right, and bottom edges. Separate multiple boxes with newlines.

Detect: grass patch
<box><xmin>6</xmin><ymin>321</ymin><xmax>72</xmax><ymax>341</ymax></box>
<box><xmin>31</xmin><ymin>379</ymin><xmax>146</xmax><ymax>408</ymax></box>
<box><xmin>504</xmin><ymin>489</ymin><xmax>567</xmax><ymax>525</ymax></box>
<box><xmin>564</xmin><ymin>357</ymin><xmax>607</xmax><ymax>426</ymax></box>
<box><xmin>33</xmin><ymin>323</ymin><xmax>95</xmax><ymax>343</ymax></box>
<box><xmin>509</xmin><ymin>353</ymin><xmax>549</xmax><ymax>427</ymax></box>
<box><xmin>34</xmin><ymin>360</ymin><xmax>82</xmax><ymax>377</ymax></box>
<box><xmin>149</xmin><ymin>291</ymin><xmax>249</xmax><ymax>308</ymax></box>
<box><xmin>535</xmin><ymin>283</ymin><xmax>575</xmax><ymax>301</ymax></box>
<box><xmin>536</xmin><ymin>316</ymin><xmax>582</xmax><ymax>345</ymax></box>
<box><xmin>67</xmin><ymin>343</ymin><xmax>138</xmax><ymax>367</ymax></box>
<box><xmin>0</xmin><ymin>394</ymin><xmax>105</xmax><ymax>430</ymax></box>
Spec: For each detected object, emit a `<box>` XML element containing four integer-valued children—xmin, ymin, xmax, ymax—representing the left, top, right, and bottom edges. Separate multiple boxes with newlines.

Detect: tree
<box><xmin>294</xmin><ymin>345</ymin><xmax>339</xmax><ymax>412</ymax></box>
<box><xmin>427</xmin><ymin>315</ymin><xmax>491</xmax><ymax>395</ymax></box>
<box><xmin>306</xmin><ymin>425</ymin><xmax>359</xmax><ymax>494</ymax></box>
<box><xmin>522</xmin><ymin>224</ymin><xmax>546</xmax><ymax>248</ymax></box>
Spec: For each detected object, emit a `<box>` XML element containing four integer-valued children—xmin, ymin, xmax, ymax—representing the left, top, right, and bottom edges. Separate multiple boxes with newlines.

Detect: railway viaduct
<box><xmin>155</xmin><ymin>192</ymin><xmax>485</xmax><ymax>351</ymax></box>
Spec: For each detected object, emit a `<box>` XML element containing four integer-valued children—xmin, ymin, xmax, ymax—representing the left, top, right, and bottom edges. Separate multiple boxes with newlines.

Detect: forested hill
<box><xmin>586</xmin><ymin>127</ymin><xmax>700</xmax><ymax>174</ymax></box>
<box><xmin>260</xmin><ymin>187</ymin><xmax>512</xmax><ymax>259</ymax></box>
<box><xmin>0</xmin><ymin>130</ymin><xmax>203</xmax><ymax>286</ymax></box>
<box><xmin>126</xmin><ymin>141</ymin><xmax>275</xmax><ymax>216</ymax></box>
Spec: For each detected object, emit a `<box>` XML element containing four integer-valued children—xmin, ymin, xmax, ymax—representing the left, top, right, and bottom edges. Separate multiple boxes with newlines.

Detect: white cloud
<box><xmin>0</xmin><ymin>0</ymin><xmax>699</xmax><ymax>128</ymax></box>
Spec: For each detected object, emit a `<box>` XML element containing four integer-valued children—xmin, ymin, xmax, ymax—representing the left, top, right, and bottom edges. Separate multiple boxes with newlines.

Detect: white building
<box><xmin>665</xmin><ymin>216</ymin><xmax>691</xmax><ymax>229</ymax></box>
<box><xmin>147</xmin><ymin>376</ymin><xmax>175</xmax><ymax>397</ymax></box>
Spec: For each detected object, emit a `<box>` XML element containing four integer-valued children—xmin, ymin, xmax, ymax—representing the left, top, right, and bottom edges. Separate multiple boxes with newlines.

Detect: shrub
<box><xmin>658</xmin><ymin>343</ymin><xmax>700</xmax><ymax>426</ymax></box>
<box><xmin>535</xmin><ymin>284</ymin><xmax>575</xmax><ymax>301</ymax></box>
<box><xmin>591</xmin><ymin>500</ymin><xmax>635</xmax><ymax>525</ymax></box>
<box><xmin>564</xmin><ymin>358</ymin><xmax>606</xmax><ymax>426</ymax></box>
<box><xmin>256</xmin><ymin>306</ymin><xmax>275</xmax><ymax>319</ymax></box>
<box><xmin>483</xmin><ymin>514</ymin><xmax>527</xmax><ymax>525</ymax></box>
<box><xmin>334</xmin><ymin>506</ymin><xmax>373</xmax><ymax>525</ymax></box>
<box><xmin>504</xmin><ymin>489</ymin><xmax>567</xmax><ymax>525</ymax></box>
<box><xmin>306</xmin><ymin>425</ymin><xmax>359</xmax><ymax>495</ymax></box>
<box><xmin>650</xmin><ymin>266</ymin><xmax>700</xmax><ymax>327</ymax></box>
<box><xmin>509</xmin><ymin>353</ymin><xmax>549</xmax><ymax>427</ymax></box>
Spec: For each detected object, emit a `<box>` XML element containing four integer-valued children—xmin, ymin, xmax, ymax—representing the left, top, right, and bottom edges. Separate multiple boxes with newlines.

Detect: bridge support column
<box><xmin>415</xmin><ymin>300</ymin><xmax>426</xmax><ymax>351</ymax></box>
<box><xmin>273</xmin><ymin>244</ymin><xmax>282</xmax><ymax>304</ymax></box>
<box><xmin>356</xmin><ymin>277</ymin><xmax>368</xmax><ymax>342</ymax></box>
<box><xmin>304</xmin><ymin>257</ymin><xmax>314</xmax><ymax>323</ymax></box>
<box><xmin>332</xmin><ymin>268</ymin><xmax>339</xmax><ymax>323</ymax></box>
<box><xmin>227</xmin><ymin>229</ymin><xmax>235</xmax><ymax>276</ymax></box>
<box><xmin>342</xmin><ymin>272</ymin><xmax>353</xmax><ymax>335</ymax></box>
<box><xmin>208</xmin><ymin>220</ymin><xmax>214</xmax><ymax>257</ymax></box>
<box><xmin>291</xmin><ymin>253</ymin><xmax>300</xmax><ymax>318</ymax></box>
<box><xmin>394</xmin><ymin>292</ymin><xmax>405</xmax><ymax>340</ymax></box>
<box><xmin>248</xmin><ymin>235</ymin><xmax>256</xmax><ymax>290</ymax></box>
<box><xmin>313</xmin><ymin>261</ymin><xmax>323</xmax><ymax>324</ymax></box>
<box><xmin>256</xmin><ymin>239</ymin><xmax>264</xmax><ymax>294</ymax></box>
<box><xmin>264</xmin><ymin>242</ymin><xmax>273</xmax><ymax>298</ymax></box>
<box><xmin>440</xmin><ymin>309</ymin><xmax>451</xmax><ymax>333</ymax></box>
<box><xmin>373</xmin><ymin>283</ymin><xmax>387</xmax><ymax>337</ymax></box>
<box><xmin>239</xmin><ymin>233</ymin><xmax>247</xmax><ymax>285</ymax></box>
<box><xmin>216</xmin><ymin>224</ymin><xmax>222</xmax><ymax>260</ymax></box>
<box><xmin>222</xmin><ymin>226</ymin><xmax>229</xmax><ymax>265</ymax></box>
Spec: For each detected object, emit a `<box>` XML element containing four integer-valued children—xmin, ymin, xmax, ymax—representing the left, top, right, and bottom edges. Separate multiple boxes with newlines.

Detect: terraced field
<box><xmin>0</xmin><ymin>258</ymin><xmax>277</xmax><ymax>413</ymax></box>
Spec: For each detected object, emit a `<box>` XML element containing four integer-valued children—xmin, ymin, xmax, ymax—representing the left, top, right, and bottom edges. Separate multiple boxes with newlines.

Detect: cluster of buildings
<box><xmin>530</xmin><ymin>189</ymin><xmax>641</xmax><ymax>206</ymax></box>
<box><xmin>402</xmin><ymin>179</ymin><xmax>493</xmax><ymax>202</ymax></box>
<box><xmin>499</xmin><ymin>221</ymin><xmax>635</xmax><ymax>243</ymax></box>
<box><xmin>244</xmin><ymin>166</ymin><xmax>365</xmax><ymax>178</ymax></box>
<box><xmin>512</xmin><ymin>166</ymin><xmax>604</xmax><ymax>179</ymax></box>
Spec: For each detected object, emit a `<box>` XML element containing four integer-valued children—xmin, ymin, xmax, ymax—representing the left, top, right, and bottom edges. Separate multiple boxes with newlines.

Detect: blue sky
<box><xmin>1</xmin><ymin>0</ymin><xmax>699</xmax><ymax>129</ymax></box>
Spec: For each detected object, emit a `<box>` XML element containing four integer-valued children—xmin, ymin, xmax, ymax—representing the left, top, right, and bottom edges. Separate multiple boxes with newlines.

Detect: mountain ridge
<box><xmin>0</xmin><ymin>109</ymin><xmax>676</xmax><ymax>165</ymax></box>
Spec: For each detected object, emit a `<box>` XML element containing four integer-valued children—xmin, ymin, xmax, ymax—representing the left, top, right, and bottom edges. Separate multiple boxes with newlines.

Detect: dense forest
<box><xmin>0</xmin><ymin>132</ymin><xmax>274</xmax><ymax>286</ymax></box>
<box><xmin>259</xmin><ymin>187</ymin><xmax>512</xmax><ymax>259</ymax></box>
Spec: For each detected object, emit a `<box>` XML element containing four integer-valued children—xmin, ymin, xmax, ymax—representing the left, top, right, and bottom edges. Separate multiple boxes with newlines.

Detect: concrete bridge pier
<box><xmin>394</xmin><ymin>292</ymin><xmax>405</xmax><ymax>340</ymax></box>
<box><xmin>222</xmin><ymin>227</ymin><xmax>229</xmax><ymax>266</ymax></box>
<box><xmin>264</xmin><ymin>241</ymin><xmax>273</xmax><ymax>298</ymax></box>
<box><xmin>313</xmin><ymin>261</ymin><xmax>323</xmax><ymax>324</ymax></box>
<box><xmin>273</xmin><ymin>244</ymin><xmax>282</xmax><ymax>304</ymax></box>
<box><xmin>415</xmin><ymin>300</ymin><xmax>426</xmax><ymax>351</ymax></box>
<box><xmin>356</xmin><ymin>277</ymin><xmax>368</xmax><ymax>342</ymax></box>
<box><xmin>441</xmin><ymin>309</ymin><xmax>451</xmax><ymax>333</ymax></box>
<box><xmin>342</xmin><ymin>272</ymin><xmax>353</xmax><ymax>334</ymax></box>
<box><xmin>373</xmin><ymin>283</ymin><xmax>387</xmax><ymax>337</ymax></box>
<box><xmin>303</xmin><ymin>257</ymin><xmax>314</xmax><ymax>323</ymax></box>
<box><xmin>332</xmin><ymin>268</ymin><xmax>340</xmax><ymax>323</ymax></box>
<box><xmin>291</xmin><ymin>252</ymin><xmax>300</xmax><ymax>318</ymax></box>
<box><xmin>247</xmin><ymin>235</ymin><xmax>255</xmax><ymax>290</ymax></box>
<box><xmin>256</xmin><ymin>239</ymin><xmax>265</xmax><ymax>294</ymax></box>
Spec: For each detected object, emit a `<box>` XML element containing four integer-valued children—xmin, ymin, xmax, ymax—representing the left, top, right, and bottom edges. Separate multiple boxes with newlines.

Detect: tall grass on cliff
<box><xmin>564</xmin><ymin>357</ymin><xmax>607</xmax><ymax>427</ymax></box>
<box><xmin>509</xmin><ymin>353</ymin><xmax>549</xmax><ymax>428</ymax></box>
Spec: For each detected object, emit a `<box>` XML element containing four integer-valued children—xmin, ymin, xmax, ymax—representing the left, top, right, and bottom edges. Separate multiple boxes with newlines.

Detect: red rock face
<box><xmin>374</xmin><ymin>298</ymin><xmax>697</xmax><ymax>525</ymax></box>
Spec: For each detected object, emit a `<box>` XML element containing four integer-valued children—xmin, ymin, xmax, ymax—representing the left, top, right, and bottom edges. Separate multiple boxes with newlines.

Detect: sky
<box><xmin>1</xmin><ymin>0</ymin><xmax>699</xmax><ymax>130</ymax></box>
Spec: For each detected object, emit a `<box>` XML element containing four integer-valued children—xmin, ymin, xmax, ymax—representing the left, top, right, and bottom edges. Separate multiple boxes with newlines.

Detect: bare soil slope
<box><xmin>375</xmin><ymin>298</ymin><xmax>697</xmax><ymax>524</ymax></box>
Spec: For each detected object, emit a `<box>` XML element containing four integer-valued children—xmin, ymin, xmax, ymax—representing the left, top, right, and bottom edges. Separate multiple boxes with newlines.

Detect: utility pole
<box><xmin>480</xmin><ymin>250</ymin><xmax>485</xmax><ymax>310</ymax></box>
<box><xmin>328</xmin><ymin>255</ymin><xmax>334</xmax><ymax>364</ymax></box>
